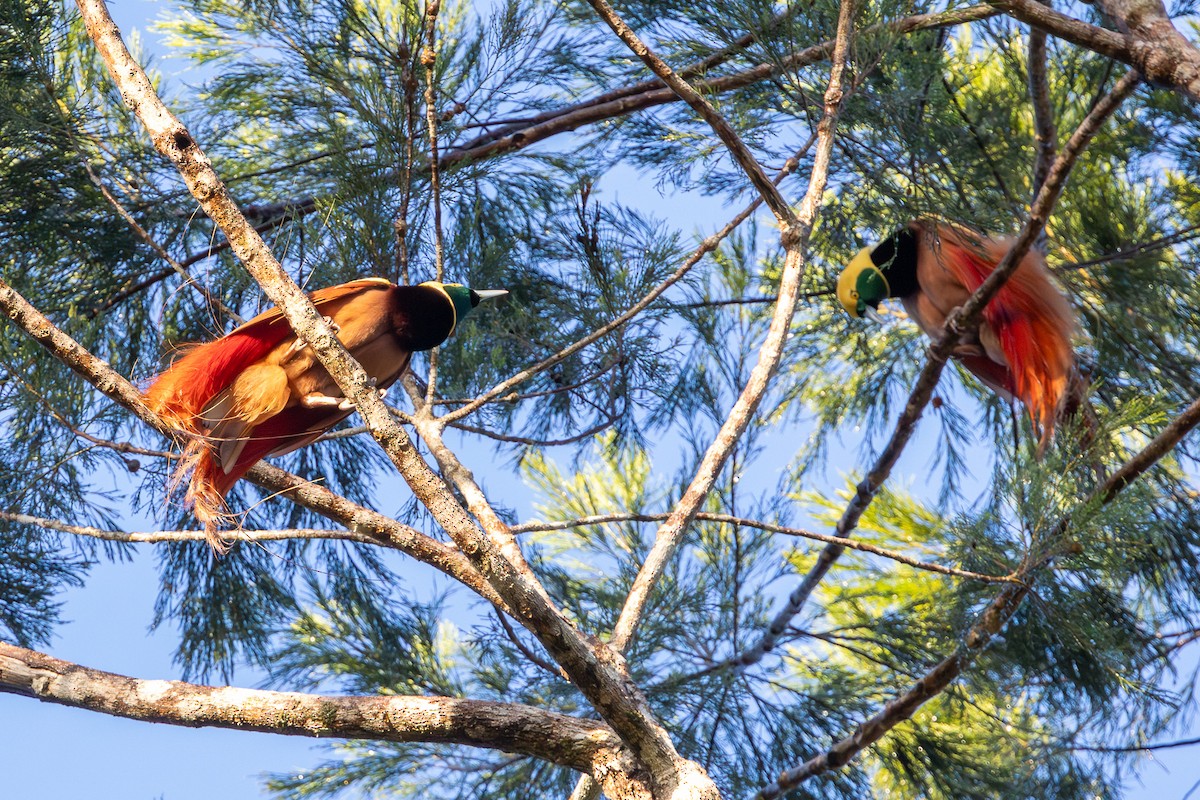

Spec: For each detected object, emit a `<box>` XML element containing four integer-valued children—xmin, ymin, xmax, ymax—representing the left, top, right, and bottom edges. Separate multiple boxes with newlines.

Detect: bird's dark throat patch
<box><xmin>869</xmin><ymin>226</ymin><xmax>919</xmax><ymax>298</ymax></box>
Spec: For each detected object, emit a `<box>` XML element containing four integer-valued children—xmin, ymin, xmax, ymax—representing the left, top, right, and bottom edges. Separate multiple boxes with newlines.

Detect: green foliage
<box><xmin>4</xmin><ymin>0</ymin><xmax>1200</xmax><ymax>798</ymax></box>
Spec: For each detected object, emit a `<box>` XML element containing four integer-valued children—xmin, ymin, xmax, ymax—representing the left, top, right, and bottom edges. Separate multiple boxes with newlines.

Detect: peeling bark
<box><xmin>0</xmin><ymin>643</ymin><xmax>614</xmax><ymax>773</ymax></box>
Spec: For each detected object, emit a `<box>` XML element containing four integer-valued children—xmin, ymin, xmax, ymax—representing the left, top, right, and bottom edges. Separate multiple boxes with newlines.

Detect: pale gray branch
<box><xmin>733</xmin><ymin>68</ymin><xmax>1142</xmax><ymax>677</ymax></box>
<box><xmin>0</xmin><ymin>642</ymin><xmax>623</xmax><ymax>777</ymax></box>
<box><xmin>757</xmin><ymin>391</ymin><xmax>1200</xmax><ymax>797</ymax></box>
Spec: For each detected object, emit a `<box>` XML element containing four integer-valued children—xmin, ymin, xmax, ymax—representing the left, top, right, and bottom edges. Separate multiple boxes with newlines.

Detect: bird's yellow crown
<box><xmin>837</xmin><ymin>246</ymin><xmax>891</xmax><ymax>319</ymax></box>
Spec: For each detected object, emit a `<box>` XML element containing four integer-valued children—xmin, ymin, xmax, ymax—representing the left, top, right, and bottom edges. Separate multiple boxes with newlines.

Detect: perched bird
<box><xmin>837</xmin><ymin>219</ymin><xmax>1080</xmax><ymax>450</ymax></box>
<box><xmin>145</xmin><ymin>278</ymin><xmax>506</xmax><ymax>548</ymax></box>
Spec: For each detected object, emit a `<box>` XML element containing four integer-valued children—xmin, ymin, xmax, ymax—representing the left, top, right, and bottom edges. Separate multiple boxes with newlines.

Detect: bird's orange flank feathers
<box><xmin>936</xmin><ymin>227</ymin><xmax>1076</xmax><ymax>448</ymax></box>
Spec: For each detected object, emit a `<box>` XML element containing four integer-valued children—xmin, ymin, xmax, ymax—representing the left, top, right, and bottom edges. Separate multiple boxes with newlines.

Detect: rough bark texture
<box><xmin>0</xmin><ymin>643</ymin><xmax>614</xmax><ymax>772</ymax></box>
<box><xmin>1094</xmin><ymin>0</ymin><xmax>1200</xmax><ymax>100</ymax></box>
<box><xmin>72</xmin><ymin>3</ymin><xmax>710</xmax><ymax>795</ymax></box>
<box><xmin>995</xmin><ymin>0</ymin><xmax>1200</xmax><ymax>102</ymax></box>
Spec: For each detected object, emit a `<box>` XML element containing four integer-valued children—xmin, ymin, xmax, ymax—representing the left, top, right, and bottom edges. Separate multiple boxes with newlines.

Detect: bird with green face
<box><xmin>146</xmin><ymin>278</ymin><xmax>506</xmax><ymax>548</ymax></box>
<box><xmin>837</xmin><ymin>219</ymin><xmax>1079</xmax><ymax>450</ymax></box>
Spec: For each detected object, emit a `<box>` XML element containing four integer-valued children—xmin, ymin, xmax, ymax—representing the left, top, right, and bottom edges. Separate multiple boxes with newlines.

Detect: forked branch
<box><xmin>757</xmin><ymin>391</ymin><xmax>1200</xmax><ymax>798</ymax></box>
<box><xmin>727</xmin><ymin>69</ymin><xmax>1142</xmax><ymax>674</ymax></box>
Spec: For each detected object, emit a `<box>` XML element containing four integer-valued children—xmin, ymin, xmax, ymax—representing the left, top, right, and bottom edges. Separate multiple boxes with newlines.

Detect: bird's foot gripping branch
<box><xmin>144</xmin><ymin>279</ymin><xmax>504</xmax><ymax>550</ymax></box>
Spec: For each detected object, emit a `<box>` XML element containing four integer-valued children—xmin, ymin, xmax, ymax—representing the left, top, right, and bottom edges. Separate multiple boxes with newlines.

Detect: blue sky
<box><xmin>3</xmin><ymin>1</ymin><xmax>1200</xmax><ymax>798</ymax></box>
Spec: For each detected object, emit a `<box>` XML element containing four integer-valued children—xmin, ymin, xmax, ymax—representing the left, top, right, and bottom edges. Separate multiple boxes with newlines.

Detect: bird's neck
<box><xmin>390</xmin><ymin>285</ymin><xmax>457</xmax><ymax>351</ymax></box>
<box><xmin>875</xmin><ymin>226</ymin><xmax>920</xmax><ymax>298</ymax></box>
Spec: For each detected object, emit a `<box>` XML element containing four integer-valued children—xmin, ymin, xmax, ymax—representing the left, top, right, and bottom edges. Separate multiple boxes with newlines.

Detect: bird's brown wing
<box><xmin>228</xmin><ymin>278</ymin><xmax>395</xmax><ymax>339</ymax></box>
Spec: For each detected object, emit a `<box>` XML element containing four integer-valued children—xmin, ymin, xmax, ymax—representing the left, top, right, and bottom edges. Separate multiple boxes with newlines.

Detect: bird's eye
<box><xmin>850</xmin><ymin>290</ymin><xmax>858</xmax><ymax>299</ymax></box>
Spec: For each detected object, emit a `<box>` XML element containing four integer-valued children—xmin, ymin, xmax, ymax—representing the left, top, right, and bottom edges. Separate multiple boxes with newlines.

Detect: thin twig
<box><xmin>86</xmin><ymin>209</ymin><xmax>304</xmax><ymax>319</ymax></box>
<box><xmin>756</xmin><ymin>389</ymin><xmax>1200</xmax><ymax>797</ymax></box>
<box><xmin>513</xmin><ymin>511</ymin><xmax>1021</xmax><ymax>584</ymax></box>
<box><xmin>730</xmin><ymin>69</ymin><xmax>1142</xmax><ymax>678</ymax></box>
<box><xmin>2</xmin><ymin>510</ymin><xmax>374</xmax><ymax>545</ymax></box>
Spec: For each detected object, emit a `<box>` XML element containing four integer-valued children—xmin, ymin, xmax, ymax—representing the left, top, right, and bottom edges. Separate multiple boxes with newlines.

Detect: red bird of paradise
<box><xmin>837</xmin><ymin>219</ymin><xmax>1080</xmax><ymax>450</ymax></box>
<box><xmin>145</xmin><ymin>278</ymin><xmax>506</xmax><ymax>549</ymax></box>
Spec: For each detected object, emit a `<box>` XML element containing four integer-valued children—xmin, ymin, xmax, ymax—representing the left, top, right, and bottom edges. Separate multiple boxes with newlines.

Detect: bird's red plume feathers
<box><xmin>144</xmin><ymin>330</ymin><xmax>284</xmax><ymax>428</ymax></box>
<box><xmin>934</xmin><ymin>225</ymin><xmax>1077</xmax><ymax>450</ymax></box>
<box><xmin>144</xmin><ymin>280</ymin><xmax>398</xmax><ymax>550</ymax></box>
<box><xmin>144</xmin><ymin>319</ymin><xmax>296</xmax><ymax>550</ymax></box>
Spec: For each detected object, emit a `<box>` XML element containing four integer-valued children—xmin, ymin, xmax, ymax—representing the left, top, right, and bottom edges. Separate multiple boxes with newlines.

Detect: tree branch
<box><xmin>0</xmin><ymin>509</ymin><xmax>377</xmax><ymax>545</ymax></box>
<box><xmin>74</xmin><ymin>4</ymin><xmax>707</xmax><ymax>791</ymax></box>
<box><xmin>756</xmin><ymin>391</ymin><xmax>1200</xmax><ymax>797</ymax></box>
<box><xmin>0</xmin><ymin>275</ymin><xmax>509</xmax><ymax>608</ymax></box>
<box><xmin>729</xmin><ymin>68</ymin><xmax>1142</xmax><ymax>675</ymax></box>
<box><xmin>0</xmin><ymin>642</ymin><xmax>622</xmax><ymax>777</ymax></box>
<box><xmin>994</xmin><ymin>0</ymin><xmax>1200</xmax><ymax>102</ymax></box>
<box><xmin>560</xmin><ymin>0</ymin><xmax>849</xmax><ymax>672</ymax></box>
<box><xmin>1027</xmin><ymin>7</ymin><xmax>1057</xmax><ymax>203</ymax></box>
<box><xmin>1092</xmin><ymin>0</ymin><xmax>1200</xmax><ymax>100</ymax></box>
<box><xmin>445</xmin><ymin>6</ymin><xmax>997</xmax><ymax>169</ymax></box>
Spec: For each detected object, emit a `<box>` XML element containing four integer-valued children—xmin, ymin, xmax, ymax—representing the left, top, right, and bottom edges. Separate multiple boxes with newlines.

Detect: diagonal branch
<box><xmin>0</xmin><ymin>641</ymin><xmax>628</xmax><ymax>780</ymax></box>
<box><xmin>756</xmin><ymin>391</ymin><xmax>1200</xmax><ymax>797</ymax></box>
<box><xmin>726</xmin><ymin>68</ymin><xmax>1142</xmax><ymax>675</ymax></box>
<box><xmin>590</xmin><ymin>0</ymin><xmax>856</xmax><ymax>662</ymax></box>
<box><xmin>0</xmin><ymin>275</ymin><xmax>507</xmax><ymax>608</ymax></box>
<box><xmin>1027</xmin><ymin>6</ymin><xmax>1057</xmax><ymax>203</ymax></box>
<box><xmin>73</xmin><ymin>3</ymin><xmax>706</xmax><ymax>790</ymax></box>
<box><xmin>585</xmin><ymin>0</ymin><xmax>800</xmax><ymax>232</ymax></box>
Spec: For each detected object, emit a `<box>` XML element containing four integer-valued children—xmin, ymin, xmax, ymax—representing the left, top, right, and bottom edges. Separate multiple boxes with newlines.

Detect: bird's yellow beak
<box><xmin>837</xmin><ymin>246</ymin><xmax>890</xmax><ymax>320</ymax></box>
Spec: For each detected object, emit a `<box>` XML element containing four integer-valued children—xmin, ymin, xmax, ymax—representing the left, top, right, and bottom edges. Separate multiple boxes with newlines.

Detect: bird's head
<box><xmin>421</xmin><ymin>281</ymin><xmax>508</xmax><ymax>334</ymax></box>
<box><xmin>836</xmin><ymin>225</ymin><xmax>918</xmax><ymax>323</ymax></box>
<box><xmin>837</xmin><ymin>247</ymin><xmax>891</xmax><ymax>322</ymax></box>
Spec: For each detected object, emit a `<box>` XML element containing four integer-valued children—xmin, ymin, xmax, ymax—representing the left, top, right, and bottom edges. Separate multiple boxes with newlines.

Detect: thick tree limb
<box><xmin>728</xmin><ymin>68</ymin><xmax>1142</xmax><ymax>675</ymax></box>
<box><xmin>1092</xmin><ymin>0</ymin><xmax>1200</xmax><ymax>100</ymax></box>
<box><xmin>994</xmin><ymin>0</ymin><xmax>1200</xmax><ymax>102</ymax></box>
<box><xmin>74</xmin><ymin>3</ymin><xmax>707</xmax><ymax>793</ymax></box>
<box><xmin>0</xmin><ymin>276</ymin><xmax>508</xmax><ymax>608</ymax></box>
<box><xmin>757</xmin><ymin>392</ymin><xmax>1200</xmax><ymax>797</ymax></box>
<box><xmin>0</xmin><ymin>642</ymin><xmax>627</xmax><ymax>779</ymax></box>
